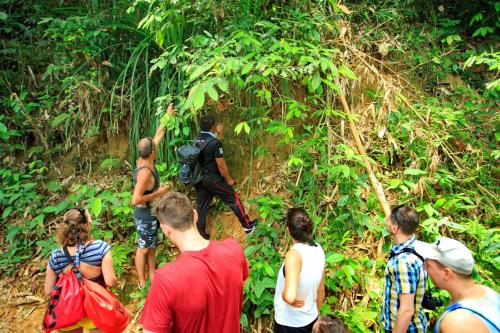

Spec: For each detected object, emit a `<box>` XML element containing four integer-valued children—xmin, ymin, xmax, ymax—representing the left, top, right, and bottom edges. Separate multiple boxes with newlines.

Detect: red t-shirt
<box><xmin>140</xmin><ymin>239</ymin><xmax>249</xmax><ymax>333</ymax></box>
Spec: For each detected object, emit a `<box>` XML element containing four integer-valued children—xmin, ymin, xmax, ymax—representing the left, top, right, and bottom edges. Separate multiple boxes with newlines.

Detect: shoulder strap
<box><xmin>389</xmin><ymin>247</ymin><xmax>425</xmax><ymax>262</ymax></box>
<box><xmin>62</xmin><ymin>246</ymin><xmax>73</xmax><ymax>263</ymax></box>
<box><xmin>389</xmin><ymin>247</ymin><xmax>429</xmax><ymax>297</ymax></box>
<box><xmin>62</xmin><ymin>246</ymin><xmax>83</xmax><ymax>282</ymax></box>
<box><xmin>80</xmin><ymin>241</ymin><xmax>92</xmax><ymax>256</ymax></box>
<box><xmin>195</xmin><ymin>136</ymin><xmax>217</xmax><ymax>151</ymax></box>
<box><xmin>135</xmin><ymin>166</ymin><xmax>154</xmax><ymax>175</ymax></box>
<box><xmin>447</xmin><ymin>303</ymin><xmax>500</xmax><ymax>332</ymax></box>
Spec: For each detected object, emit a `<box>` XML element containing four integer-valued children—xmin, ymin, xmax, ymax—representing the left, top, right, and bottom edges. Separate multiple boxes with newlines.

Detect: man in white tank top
<box><xmin>415</xmin><ymin>237</ymin><xmax>499</xmax><ymax>333</ymax></box>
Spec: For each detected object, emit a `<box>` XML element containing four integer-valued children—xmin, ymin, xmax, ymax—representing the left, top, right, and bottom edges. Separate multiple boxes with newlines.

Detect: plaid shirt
<box><xmin>381</xmin><ymin>235</ymin><xmax>427</xmax><ymax>332</ymax></box>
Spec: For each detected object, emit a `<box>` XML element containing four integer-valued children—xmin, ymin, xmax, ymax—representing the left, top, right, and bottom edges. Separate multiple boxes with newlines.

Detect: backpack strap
<box><xmin>194</xmin><ymin>136</ymin><xmax>217</xmax><ymax>176</ymax></box>
<box><xmin>62</xmin><ymin>246</ymin><xmax>73</xmax><ymax>264</ymax></box>
<box><xmin>389</xmin><ymin>247</ymin><xmax>429</xmax><ymax>299</ymax></box>
<box><xmin>62</xmin><ymin>245</ymin><xmax>83</xmax><ymax>282</ymax></box>
<box><xmin>446</xmin><ymin>303</ymin><xmax>500</xmax><ymax>332</ymax></box>
<box><xmin>195</xmin><ymin>136</ymin><xmax>217</xmax><ymax>151</ymax></box>
<box><xmin>388</xmin><ymin>247</ymin><xmax>425</xmax><ymax>262</ymax></box>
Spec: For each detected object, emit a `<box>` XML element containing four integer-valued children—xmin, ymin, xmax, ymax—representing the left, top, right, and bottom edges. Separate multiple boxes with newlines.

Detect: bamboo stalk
<box><xmin>334</xmin><ymin>79</ymin><xmax>390</xmax><ymax>261</ymax></box>
<box><xmin>334</xmin><ymin>78</ymin><xmax>391</xmax><ymax>218</ymax></box>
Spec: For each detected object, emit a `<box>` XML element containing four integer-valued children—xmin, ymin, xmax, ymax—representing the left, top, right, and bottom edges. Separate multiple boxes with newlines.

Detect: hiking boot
<box><xmin>244</xmin><ymin>219</ymin><xmax>259</xmax><ymax>236</ymax></box>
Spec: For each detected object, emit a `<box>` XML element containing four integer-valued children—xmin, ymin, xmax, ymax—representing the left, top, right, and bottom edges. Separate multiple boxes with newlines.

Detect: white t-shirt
<box><xmin>274</xmin><ymin>242</ymin><xmax>325</xmax><ymax>327</ymax></box>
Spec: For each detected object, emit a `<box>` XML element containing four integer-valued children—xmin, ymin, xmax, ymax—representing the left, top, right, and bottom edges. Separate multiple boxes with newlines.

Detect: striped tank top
<box><xmin>48</xmin><ymin>240</ymin><xmax>111</xmax><ymax>274</ymax></box>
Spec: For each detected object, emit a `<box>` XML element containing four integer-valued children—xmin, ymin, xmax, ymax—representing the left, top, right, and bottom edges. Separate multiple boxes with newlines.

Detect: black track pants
<box><xmin>195</xmin><ymin>175</ymin><xmax>251</xmax><ymax>235</ymax></box>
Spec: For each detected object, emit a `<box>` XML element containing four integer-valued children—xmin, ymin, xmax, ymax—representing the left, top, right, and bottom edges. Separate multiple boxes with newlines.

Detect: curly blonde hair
<box><xmin>56</xmin><ymin>209</ymin><xmax>91</xmax><ymax>247</ymax></box>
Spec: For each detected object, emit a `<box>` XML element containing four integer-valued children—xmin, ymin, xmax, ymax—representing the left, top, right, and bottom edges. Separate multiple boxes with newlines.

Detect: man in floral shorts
<box><xmin>131</xmin><ymin>104</ymin><xmax>174</xmax><ymax>288</ymax></box>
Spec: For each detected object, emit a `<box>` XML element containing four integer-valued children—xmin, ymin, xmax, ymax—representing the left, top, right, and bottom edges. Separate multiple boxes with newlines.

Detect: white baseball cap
<box><xmin>414</xmin><ymin>237</ymin><xmax>475</xmax><ymax>275</ymax></box>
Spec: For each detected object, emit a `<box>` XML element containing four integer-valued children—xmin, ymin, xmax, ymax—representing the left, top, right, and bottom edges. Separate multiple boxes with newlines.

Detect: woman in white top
<box><xmin>274</xmin><ymin>208</ymin><xmax>326</xmax><ymax>333</ymax></box>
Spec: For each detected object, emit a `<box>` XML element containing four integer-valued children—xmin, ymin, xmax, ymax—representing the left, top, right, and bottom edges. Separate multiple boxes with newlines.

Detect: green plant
<box><xmin>465</xmin><ymin>52</ymin><xmax>500</xmax><ymax>92</ymax></box>
<box><xmin>0</xmin><ymin>161</ymin><xmax>49</xmax><ymax>274</ymax></box>
<box><xmin>1</xmin><ymin>1</ymin><xmax>498</xmax><ymax>332</ymax></box>
<box><xmin>112</xmin><ymin>242</ymin><xmax>136</xmax><ymax>277</ymax></box>
<box><xmin>243</xmin><ymin>224</ymin><xmax>282</xmax><ymax>320</ymax></box>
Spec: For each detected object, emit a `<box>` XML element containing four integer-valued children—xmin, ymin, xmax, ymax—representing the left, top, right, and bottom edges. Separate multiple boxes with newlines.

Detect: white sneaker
<box><xmin>244</xmin><ymin>219</ymin><xmax>258</xmax><ymax>236</ymax></box>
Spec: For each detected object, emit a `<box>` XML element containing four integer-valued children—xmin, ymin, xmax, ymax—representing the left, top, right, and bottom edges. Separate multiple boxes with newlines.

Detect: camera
<box><xmin>422</xmin><ymin>291</ymin><xmax>443</xmax><ymax>310</ymax></box>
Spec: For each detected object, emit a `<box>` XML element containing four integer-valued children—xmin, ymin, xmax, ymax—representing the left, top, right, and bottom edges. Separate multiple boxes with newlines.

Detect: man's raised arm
<box><xmin>153</xmin><ymin>103</ymin><xmax>175</xmax><ymax>146</ymax></box>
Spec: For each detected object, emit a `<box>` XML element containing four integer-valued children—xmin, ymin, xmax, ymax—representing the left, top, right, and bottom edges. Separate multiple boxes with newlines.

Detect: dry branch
<box><xmin>335</xmin><ymin>78</ymin><xmax>391</xmax><ymax>219</ymax></box>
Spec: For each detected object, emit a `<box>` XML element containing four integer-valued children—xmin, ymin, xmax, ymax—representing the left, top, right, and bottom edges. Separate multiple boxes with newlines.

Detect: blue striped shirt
<box><xmin>381</xmin><ymin>235</ymin><xmax>427</xmax><ymax>333</ymax></box>
<box><xmin>48</xmin><ymin>240</ymin><xmax>111</xmax><ymax>274</ymax></box>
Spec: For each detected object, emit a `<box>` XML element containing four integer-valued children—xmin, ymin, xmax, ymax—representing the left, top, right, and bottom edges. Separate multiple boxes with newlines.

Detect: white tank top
<box><xmin>435</xmin><ymin>286</ymin><xmax>500</xmax><ymax>333</ymax></box>
<box><xmin>274</xmin><ymin>242</ymin><xmax>325</xmax><ymax>327</ymax></box>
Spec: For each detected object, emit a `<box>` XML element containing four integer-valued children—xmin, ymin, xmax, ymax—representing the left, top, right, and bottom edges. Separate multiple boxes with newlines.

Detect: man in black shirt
<box><xmin>194</xmin><ymin>114</ymin><xmax>258</xmax><ymax>239</ymax></box>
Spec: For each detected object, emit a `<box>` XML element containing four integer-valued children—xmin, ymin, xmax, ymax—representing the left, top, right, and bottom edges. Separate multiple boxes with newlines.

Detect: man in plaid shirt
<box><xmin>381</xmin><ymin>205</ymin><xmax>427</xmax><ymax>333</ymax></box>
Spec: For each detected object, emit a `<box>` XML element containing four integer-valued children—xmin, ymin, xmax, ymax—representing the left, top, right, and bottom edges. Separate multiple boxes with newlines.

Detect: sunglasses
<box><xmin>147</xmin><ymin>137</ymin><xmax>154</xmax><ymax>153</ymax></box>
<box><xmin>390</xmin><ymin>204</ymin><xmax>405</xmax><ymax>227</ymax></box>
<box><xmin>74</xmin><ymin>208</ymin><xmax>87</xmax><ymax>223</ymax></box>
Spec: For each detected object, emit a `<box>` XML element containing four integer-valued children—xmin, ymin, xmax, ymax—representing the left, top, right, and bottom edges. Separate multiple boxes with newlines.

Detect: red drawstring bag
<box><xmin>42</xmin><ymin>267</ymin><xmax>85</xmax><ymax>332</ymax></box>
<box><xmin>83</xmin><ymin>278</ymin><xmax>130</xmax><ymax>333</ymax></box>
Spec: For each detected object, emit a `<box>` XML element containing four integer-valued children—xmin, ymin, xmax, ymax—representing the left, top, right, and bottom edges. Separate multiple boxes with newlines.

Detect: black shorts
<box><xmin>274</xmin><ymin>319</ymin><xmax>317</xmax><ymax>333</ymax></box>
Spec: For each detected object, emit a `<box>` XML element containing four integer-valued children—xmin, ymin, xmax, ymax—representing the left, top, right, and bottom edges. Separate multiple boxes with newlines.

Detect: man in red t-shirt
<box><xmin>140</xmin><ymin>191</ymin><xmax>249</xmax><ymax>333</ymax></box>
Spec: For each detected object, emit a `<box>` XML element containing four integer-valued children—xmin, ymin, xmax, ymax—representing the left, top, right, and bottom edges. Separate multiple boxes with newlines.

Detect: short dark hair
<box><xmin>313</xmin><ymin>315</ymin><xmax>350</xmax><ymax>333</ymax></box>
<box><xmin>200</xmin><ymin>114</ymin><xmax>215</xmax><ymax>132</ymax></box>
<box><xmin>153</xmin><ymin>192</ymin><xmax>194</xmax><ymax>231</ymax></box>
<box><xmin>390</xmin><ymin>205</ymin><xmax>419</xmax><ymax>235</ymax></box>
<box><xmin>286</xmin><ymin>208</ymin><xmax>313</xmax><ymax>244</ymax></box>
<box><xmin>138</xmin><ymin>137</ymin><xmax>154</xmax><ymax>158</ymax></box>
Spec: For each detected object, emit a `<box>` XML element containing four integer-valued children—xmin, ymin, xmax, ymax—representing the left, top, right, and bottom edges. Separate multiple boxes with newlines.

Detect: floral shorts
<box><xmin>134</xmin><ymin>207</ymin><xmax>159</xmax><ymax>248</ymax></box>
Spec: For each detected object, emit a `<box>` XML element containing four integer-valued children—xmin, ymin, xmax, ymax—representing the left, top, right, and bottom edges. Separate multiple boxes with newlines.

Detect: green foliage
<box><xmin>243</xmin><ymin>223</ymin><xmax>282</xmax><ymax>320</ymax></box>
<box><xmin>465</xmin><ymin>52</ymin><xmax>500</xmax><ymax>92</ymax></box>
<box><xmin>112</xmin><ymin>243</ymin><xmax>136</xmax><ymax>277</ymax></box>
<box><xmin>0</xmin><ymin>160</ymin><xmax>136</xmax><ymax>275</ymax></box>
<box><xmin>0</xmin><ymin>162</ymin><xmax>49</xmax><ymax>274</ymax></box>
<box><xmin>99</xmin><ymin>158</ymin><xmax>122</xmax><ymax>172</ymax></box>
<box><xmin>0</xmin><ymin>0</ymin><xmax>181</xmax><ymax>166</ymax></box>
<box><xmin>0</xmin><ymin>0</ymin><xmax>498</xmax><ymax>332</ymax></box>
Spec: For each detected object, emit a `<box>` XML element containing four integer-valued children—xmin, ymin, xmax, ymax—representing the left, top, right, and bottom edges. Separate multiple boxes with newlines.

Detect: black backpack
<box><xmin>178</xmin><ymin>137</ymin><xmax>216</xmax><ymax>186</ymax></box>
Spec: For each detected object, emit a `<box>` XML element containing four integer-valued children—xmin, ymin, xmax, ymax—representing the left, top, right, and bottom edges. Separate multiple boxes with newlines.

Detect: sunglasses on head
<box><xmin>391</xmin><ymin>204</ymin><xmax>405</xmax><ymax>226</ymax></box>
<box><xmin>74</xmin><ymin>208</ymin><xmax>87</xmax><ymax>223</ymax></box>
<box><xmin>147</xmin><ymin>137</ymin><xmax>154</xmax><ymax>153</ymax></box>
